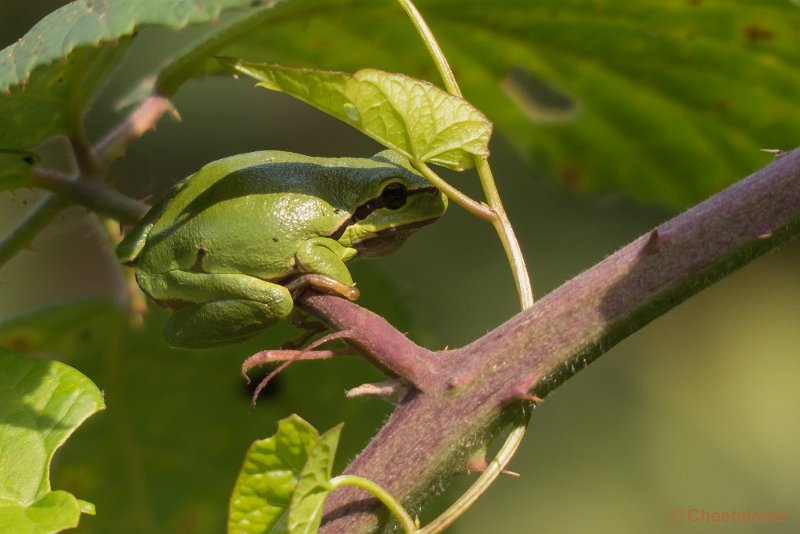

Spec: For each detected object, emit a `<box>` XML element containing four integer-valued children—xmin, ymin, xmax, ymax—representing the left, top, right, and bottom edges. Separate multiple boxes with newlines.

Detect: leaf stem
<box><xmin>329</xmin><ymin>474</ymin><xmax>418</xmax><ymax>534</ymax></box>
<box><xmin>395</xmin><ymin>0</ymin><xmax>461</xmax><ymax>97</ymax></box>
<box><xmin>476</xmin><ymin>158</ymin><xmax>534</xmax><ymax>308</ymax></box>
<box><xmin>417</xmin><ymin>410</ymin><xmax>529</xmax><ymax>534</ymax></box>
<box><xmin>70</xmin><ymin>133</ymin><xmax>99</xmax><ymax>179</ymax></box>
<box><xmin>156</xmin><ymin>7</ymin><xmax>276</xmax><ymax>96</ymax></box>
<box><xmin>396</xmin><ymin>1</ymin><xmax>535</xmax><ymax>531</ymax></box>
<box><xmin>415</xmin><ymin>161</ymin><xmax>494</xmax><ymax>221</ymax></box>
<box><xmin>0</xmin><ymin>193</ymin><xmax>67</xmax><ymax>269</ymax></box>
<box><xmin>395</xmin><ymin>0</ymin><xmax>533</xmax><ymax>306</ymax></box>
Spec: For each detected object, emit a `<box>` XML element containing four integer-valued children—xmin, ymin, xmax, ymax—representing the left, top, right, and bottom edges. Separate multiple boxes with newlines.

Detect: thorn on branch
<box><xmin>465</xmin><ymin>454</ymin><xmax>520</xmax><ymax>477</ymax></box>
<box><xmin>642</xmin><ymin>229</ymin><xmax>662</xmax><ymax>255</ymax></box>
<box><xmin>517</xmin><ymin>394</ymin><xmax>544</xmax><ymax>405</ymax></box>
<box><xmin>464</xmin><ymin>450</ymin><xmax>488</xmax><ymax>475</ymax></box>
<box><xmin>93</xmin><ymin>94</ymin><xmax>176</xmax><ymax>170</ymax></box>
<box><xmin>345</xmin><ymin>379</ymin><xmax>409</xmax><ymax>404</ymax></box>
<box><xmin>501</xmin><ymin>375</ymin><xmax>544</xmax><ymax>406</ymax></box>
<box><xmin>756</xmin><ymin>229</ymin><xmax>774</xmax><ymax>240</ymax></box>
<box><xmin>760</xmin><ymin>148</ymin><xmax>787</xmax><ymax>159</ymax></box>
<box><xmin>445</xmin><ymin>369</ymin><xmax>473</xmax><ymax>391</ymax></box>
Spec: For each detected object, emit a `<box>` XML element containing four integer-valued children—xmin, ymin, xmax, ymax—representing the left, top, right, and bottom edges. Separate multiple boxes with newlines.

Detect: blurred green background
<box><xmin>1</xmin><ymin>2</ymin><xmax>798</xmax><ymax>533</ymax></box>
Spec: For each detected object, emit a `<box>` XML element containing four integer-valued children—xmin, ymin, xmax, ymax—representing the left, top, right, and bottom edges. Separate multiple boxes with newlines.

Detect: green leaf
<box><xmin>0</xmin><ymin>299</ymin><xmax>388</xmax><ymax>532</ymax></box>
<box><xmin>177</xmin><ymin>0</ymin><xmax>799</xmax><ymax>206</ymax></box>
<box><xmin>8</xmin><ymin>1</ymin><xmax>796</xmax><ymax>203</ymax></box>
<box><xmin>0</xmin><ymin>350</ymin><xmax>105</xmax><ymax>533</ymax></box>
<box><xmin>0</xmin><ymin>0</ymin><xmax>279</xmax><ymax>151</ymax></box>
<box><xmin>227</xmin><ymin>419</ymin><xmax>346</xmax><ymax>534</ymax></box>
<box><xmin>0</xmin><ymin>149</ymin><xmax>37</xmax><ymax>190</ymax></box>
<box><xmin>228</xmin><ymin>415</ymin><xmax>319</xmax><ymax>534</ymax></box>
<box><xmin>225</xmin><ymin>61</ymin><xmax>492</xmax><ymax>171</ymax></box>
<box><xmin>287</xmin><ymin>424</ymin><xmax>343</xmax><ymax>534</ymax></box>
<box><xmin>0</xmin><ymin>491</ymin><xmax>85</xmax><ymax>534</ymax></box>
<box><xmin>0</xmin><ymin>43</ymin><xmax>127</xmax><ymax>151</ymax></box>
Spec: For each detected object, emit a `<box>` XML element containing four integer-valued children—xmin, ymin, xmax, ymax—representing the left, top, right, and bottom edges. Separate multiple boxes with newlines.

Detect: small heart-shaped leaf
<box><xmin>228</xmin><ymin>415</ymin><xmax>319</xmax><ymax>534</ymax></box>
<box><xmin>225</xmin><ymin>60</ymin><xmax>492</xmax><ymax>171</ymax></box>
<box><xmin>287</xmin><ymin>423</ymin><xmax>343</xmax><ymax>534</ymax></box>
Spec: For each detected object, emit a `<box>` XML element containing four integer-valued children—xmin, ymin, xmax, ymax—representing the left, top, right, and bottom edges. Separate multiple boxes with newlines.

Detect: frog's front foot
<box><xmin>242</xmin><ymin>329</ymin><xmax>356</xmax><ymax>405</ymax></box>
<box><xmin>284</xmin><ymin>273</ymin><xmax>360</xmax><ymax>301</ymax></box>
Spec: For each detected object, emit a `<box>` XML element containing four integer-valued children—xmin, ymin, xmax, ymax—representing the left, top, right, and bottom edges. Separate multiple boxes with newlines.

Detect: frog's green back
<box><xmin>116</xmin><ymin>175</ymin><xmax>191</xmax><ymax>264</ymax></box>
<box><xmin>157</xmin><ymin>151</ymin><xmax>422</xmax><ymax>216</ymax></box>
<box><xmin>117</xmin><ymin>150</ymin><xmax>429</xmax><ymax>265</ymax></box>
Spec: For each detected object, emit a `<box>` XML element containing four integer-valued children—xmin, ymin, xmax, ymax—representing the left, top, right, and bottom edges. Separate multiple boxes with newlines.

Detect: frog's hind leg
<box><xmin>157</xmin><ymin>270</ymin><xmax>294</xmax><ymax>348</ymax></box>
<box><xmin>164</xmin><ymin>300</ymin><xmax>284</xmax><ymax>348</ymax></box>
<box><xmin>152</xmin><ymin>270</ymin><xmax>294</xmax><ymax>348</ymax></box>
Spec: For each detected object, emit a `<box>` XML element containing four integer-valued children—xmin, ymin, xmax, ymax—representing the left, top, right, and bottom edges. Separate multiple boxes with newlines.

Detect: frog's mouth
<box><xmin>352</xmin><ymin>218</ymin><xmax>438</xmax><ymax>258</ymax></box>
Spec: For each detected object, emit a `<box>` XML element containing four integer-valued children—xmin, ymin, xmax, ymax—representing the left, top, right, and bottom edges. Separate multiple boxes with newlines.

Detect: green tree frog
<box><xmin>117</xmin><ymin>150</ymin><xmax>447</xmax><ymax>348</ymax></box>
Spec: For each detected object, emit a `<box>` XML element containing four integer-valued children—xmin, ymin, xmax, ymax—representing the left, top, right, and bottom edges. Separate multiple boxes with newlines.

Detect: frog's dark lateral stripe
<box><xmin>329</xmin><ymin>186</ymin><xmax>439</xmax><ymax>241</ymax></box>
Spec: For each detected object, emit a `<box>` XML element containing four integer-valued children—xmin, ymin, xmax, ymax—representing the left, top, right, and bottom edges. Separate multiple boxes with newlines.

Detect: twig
<box><xmin>305</xmin><ymin>147</ymin><xmax>800</xmax><ymax>532</ymax></box>
<box><xmin>296</xmin><ymin>296</ymin><xmax>441</xmax><ymax>390</ymax></box>
<box><xmin>32</xmin><ymin>169</ymin><xmax>148</xmax><ymax>224</ymax></box>
<box><xmin>0</xmin><ymin>193</ymin><xmax>67</xmax><ymax>269</ymax></box>
<box><xmin>2</xmin><ymin>95</ymin><xmax>159</xmax><ymax>269</ymax></box>
<box><xmin>93</xmin><ymin>94</ymin><xmax>174</xmax><ymax>171</ymax></box>
<box><xmin>69</xmin><ymin>132</ymin><xmax>99</xmax><ymax>179</ymax></box>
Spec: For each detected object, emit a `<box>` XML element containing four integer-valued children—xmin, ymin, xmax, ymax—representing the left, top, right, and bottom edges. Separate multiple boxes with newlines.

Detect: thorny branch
<box><xmin>281</xmin><ymin>148</ymin><xmax>800</xmax><ymax>533</ymax></box>
<box><xmin>0</xmin><ymin>95</ymin><xmax>170</xmax><ymax>267</ymax></box>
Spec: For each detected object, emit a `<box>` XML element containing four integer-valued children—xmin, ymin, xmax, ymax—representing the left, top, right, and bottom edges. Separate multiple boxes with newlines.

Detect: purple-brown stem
<box><xmin>300</xmin><ymin>294</ymin><xmax>442</xmax><ymax>389</ymax></box>
<box><xmin>291</xmin><ymin>148</ymin><xmax>800</xmax><ymax>533</ymax></box>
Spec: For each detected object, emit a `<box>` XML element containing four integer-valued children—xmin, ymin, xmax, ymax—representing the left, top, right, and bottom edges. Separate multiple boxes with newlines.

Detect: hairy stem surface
<box><xmin>307</xmin><ymin>148</ymin><xmax>800</xmax><ymax>533</ymax></box>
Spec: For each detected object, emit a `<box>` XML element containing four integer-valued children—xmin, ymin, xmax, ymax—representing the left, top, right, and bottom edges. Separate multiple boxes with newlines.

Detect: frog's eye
<box><xmin>381</xmin><ymin>182</ymin><xmax>408</xmax><ymax>210</ymax></box>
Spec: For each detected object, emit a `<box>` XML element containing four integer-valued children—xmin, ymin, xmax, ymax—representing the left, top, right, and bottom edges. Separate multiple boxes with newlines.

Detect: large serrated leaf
<box><xmin>443</xmin><ymin>0</ymin><xmax>800</xmax><ymax>205</ymax></box>
<box><xmin>0</xmin><ymin>0</ymin><xmax>272</xmax><ymax>93</ymax></box>
<box><xmin>0</xmin><ymin>149</ymin><xmax>37</xmax><ymax>191</ymax></box>
<box><xmin>7</xmin><ymin>0</ymin><xmax>797</xmax><ymax>204</ymax></box>
<box><xmin>0</xmin><ymin>0</ymin><xmax>276</xmax><ymax>150</ymax></box>
<box><xmin>225</xmin><ymin>61</ymin><xmax>491</xmax><ymax>171</ymax></box>
<box><xmin>0</xmin><ymin>350</ymin><xmax>105</xmax><ymax>533</ymax></box>
<box><xmin>174</xmin><ymin>0</ymin><xmax>800</xmax><ymax>206</ymax></box>
<box><xmin>228</xmin><ymin>415</ymin><xmax>319</xmax><ymax>534</ymax></box>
